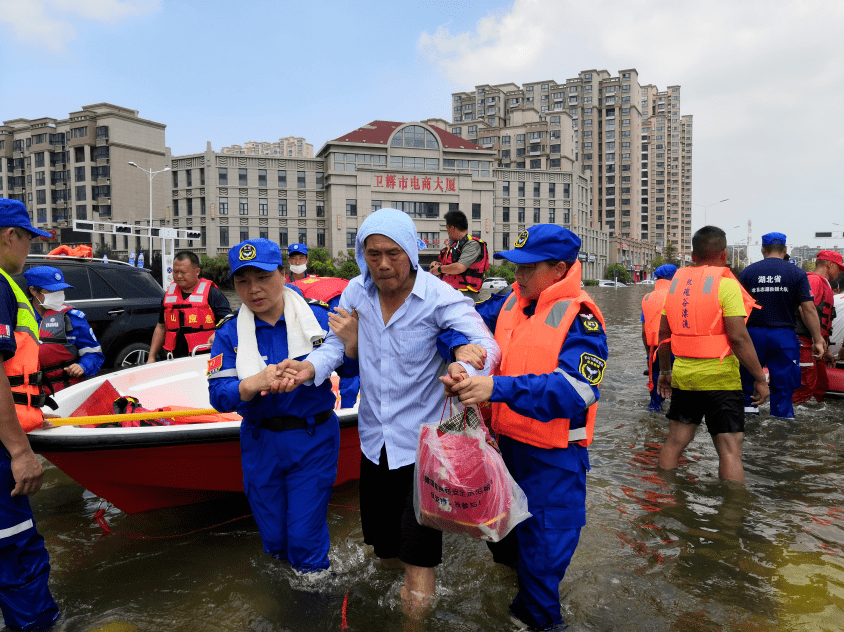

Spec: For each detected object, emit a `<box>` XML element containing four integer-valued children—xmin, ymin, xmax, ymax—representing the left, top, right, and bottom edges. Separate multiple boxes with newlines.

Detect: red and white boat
<box><xmin>27</xmin><ymin>356</ymin><xmax>361</xmax><ymax>514</ymax></box>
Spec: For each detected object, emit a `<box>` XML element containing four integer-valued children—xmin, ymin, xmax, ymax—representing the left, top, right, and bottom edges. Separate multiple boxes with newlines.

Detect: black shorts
<box><xmin>359</xmin><ymin>445</ymin><xmax>442</xmax><ymax>568</ymax></box>
<box><xmin>666</xmin><ymin>389</ymin><xmax>745</xmax><ymax>435</ymax></box>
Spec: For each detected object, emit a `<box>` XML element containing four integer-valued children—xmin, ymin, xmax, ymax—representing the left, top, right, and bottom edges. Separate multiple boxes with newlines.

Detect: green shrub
<box><xmin>584</xmin><ymin>279</ymin><xmax>598</xmax><ymax>286</ymax></box>
<box><xmin>200</xmin><ymin>253</ymin><xmax>232</xmax><ymax>287</ymax></box>
<box><xmin>337</xmin><ymin>261</ymin><xmax>361</xmax><ymax>279</ymax></box>
<box><xmin>605</xmin><ymin>264</ymin><xmax>631</xmax><ymax>284</ymax></box>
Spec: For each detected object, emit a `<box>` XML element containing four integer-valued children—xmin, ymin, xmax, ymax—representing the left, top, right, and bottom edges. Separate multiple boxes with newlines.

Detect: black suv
<box><xmin>15</xmin><ymin>255</ymin><xmax>164</xmax><ymax>368</ymax></box>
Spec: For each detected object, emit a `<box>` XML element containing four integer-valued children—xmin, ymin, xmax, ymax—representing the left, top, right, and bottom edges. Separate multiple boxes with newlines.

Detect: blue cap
<box><xmin>762</xmin><ymin>232</ymin><xmax>787</xmax><ymax>246</ymax></box>
<box><xmin>288</xmin><ymin>243</ymin><xmax>308</xmax><ymax>256</ymax></box>
<box><xmin>228</xmin><ymin>239</ymin><xmax>283</xmax><ymax>278</ymax></box>
<box><xmin>653</xmin><ymin>264</ymin><xmax>678</xmax><ymax>280</ymax></box>
<box><xmin>0</xmin><ymin>199</ymin><xmax>51</xmax><ymax>238</ymax></box>
<box><xmin>493</xmin><ymin>224</ymin><xmax>581</xmax><ymax>264</ymax></box>
<box><xmin>24</xmin><ymin>266</ymin><xmax>74</xmax><ymax>291</ymax></box>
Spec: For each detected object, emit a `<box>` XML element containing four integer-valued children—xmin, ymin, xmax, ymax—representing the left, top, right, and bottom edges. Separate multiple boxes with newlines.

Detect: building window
<box><xmin>472</xmin><ymin>203</ymin><xmax>481</xmax><ymax>219</ymax></box>
<box><xmin>259</xmin><ymin>198</ymin><xmax>268</xmax><ymax>215</ymax></box>
<box><xmin>346</xmin><ymin>199</ymin><xmax>357</xmax><ymax>216</ymax></box>
<box><xmin>238</xmin><ymin>169</ymin><xmax>247</xmax><ymax>186</ymax></box>
<box><xmin>316</xmin><ymin>201</ymin><xmax>325</xmax><ymax>217</ymax></box>
<box><xmin>172</xmin><ymin>171</ymin><xmax>179</xmax><ymax>188</ymax></box>
<box><xmin>502</xmin><ymin>181</ymin><xmax>510</xmax><ymax>196</ymax></box>
<box><xmin>530</xmin><ymin>159</ymin><xmax>541</xmax><ymax>170</ymax></box>
<box><xmin>219</xmin><ymin>197</ymin><xmax>228</xmax><ymax>214</ymax></box>
<box><xmin>240</xmin><ymin>227</ymin><xmax>249</xmax><ymax>242</ymax></box>
<box><xmin>347</xmin><ymin>229</ymin><xmax>357</xmax><ymax>248</ymax></box>
<box><xmin>502</xmin><ymin>206</ymin><xmax>510</xmax><ymax>222</ymax></box>
<box><xmin>534</xmin><ymin>209</ymin><xmax>540</xmax><ymax>223</ymax></box>
<box><xmin>518</xmin><ymin>182</ymin><xmax>525</xmax><ymax>197</ymax></box>
<box><xmin>502</xmin><ymin>232</ymin><xmax>510</xmax><ymax>249</ymax></box>
<box><xmin>298</xmin><ymin>201</ymin><xmax>306</xmax><ymax>217</ymax></box>
<box><xmin>371</xmin><ymin>200</ymin><xmax>382</xmax><ymax>212</ymax></box>
<box><xmin>548</xmin><ymin>209</ymin><xmax>555</xmax><ymax>223</ymax></box>
<box><xmin>317</xmin><ymin>228</ymin><xmax>326</xmax><ymax>248</ymax></box>
<box><xmin>76</xmin><ymin>205</ymin><xmax>87</xmax><ymax>220</ymax></box>
<box><xmin>278</xmin><ymin>170</ymin><xmax>287</xmax><ymax>187</ymax></box>
<box><xmin>533</xmin><ymin>183</ymin><xmax>540</xmax><ymax>198</ymax></box>
<box><xmin>259</xmin><ymin>227</ymin><xmax>268</xmax><ymax>240</ymax></box>
<box><xmin>257</xmin><ymin>169</ymin><xmax>267</xmax><ymax>187</ymax></box>
<box><xmin>278</xmin><ymin>200</ymin><xmax>287</xmax><ymax>216</ymax></box>
<box><xmin>518</xmin><ymin>207</ymin><xmax>525</xmax><ymax>223</ymax></box>
<box><xmin>74</xmin><ymin>147</ymin><xmax>85</xmax><ymax>163</ymax></box>
<box><xmin>186</xmin><ymin>198</ymin><xmax>193</xmax><ymax>216</ymax></box>
<box><xmin>219</xmin><ymin>227</ymin><xmax>229</xmax><ymax>247</ymax></box>
<box><xmin>186</xmin><ymin>170</ymin><xmax>193</xmax><ymax>187</ymax></box>
<box><xmin>37</xmin><ymin>190</ymin><xmax>47</xmax><ymax>205</ymax></box>
<box><xmin>172</xmin><ymin>199</ymin><xmax>179</xmax><ymax>217</ymax></box>
<box><xmin>35</xmin><ymin>152</ymin><xmax>45</xmax><ymax>168</ymax></box>
<box><xmin>297</xmin><ymin>171</ymin><xmax>306</xmax><ymax>188</ymax></box>
<box><xmin>239</xmin><ymin>197</ymin><xmax>248</xmax><ymax>215</ymax></box>
<box><xmin>316</xmin><ymin>171</ymin><xmax>324</xmax><ymax>190</ymax></box>
<box><xmin>218</xmin><ymin>168</ymin><xmax>228</xmax><ymax>185</ymax></box>
<box><xmin>279</xmin><ymin>228</ymin><xmax>288</xmax><ymax>247</ymax></box>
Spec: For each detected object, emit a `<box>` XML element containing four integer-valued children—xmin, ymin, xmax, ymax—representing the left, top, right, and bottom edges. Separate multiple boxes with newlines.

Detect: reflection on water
<box><xmin>25</xmin><ymin>285</ymin><xmax>844</xmax><ymax>632</ymax></box>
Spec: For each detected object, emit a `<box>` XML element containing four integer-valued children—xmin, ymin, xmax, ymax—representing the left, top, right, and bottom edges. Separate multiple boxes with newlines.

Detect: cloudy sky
<box><xmin>2</xmin><ymin>0</ymin><xmax>841</xmax><ymax>252</ymax></box>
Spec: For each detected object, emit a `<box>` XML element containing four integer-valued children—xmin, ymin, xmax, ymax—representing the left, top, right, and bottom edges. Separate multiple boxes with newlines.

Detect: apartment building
<box><xmin>450</xmin><ymin>68</ymin><xmax>691</xmax><ymax>266</ymax></box>
<box><xmin>0</xmin><ymin>103</ymin><xmax>167</xmax><ymax>254</ymax></box>
<box><xmin>221</xmin><ymin>136</ymin><xmax>313</xmax><ymax>158</ymax></box>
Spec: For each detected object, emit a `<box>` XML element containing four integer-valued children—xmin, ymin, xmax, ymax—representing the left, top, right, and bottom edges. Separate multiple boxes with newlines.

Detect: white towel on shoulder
<box><xmin>235</xmin><ymin>287</ymin><xmax>326</xmax><ymax>380</ymax></box>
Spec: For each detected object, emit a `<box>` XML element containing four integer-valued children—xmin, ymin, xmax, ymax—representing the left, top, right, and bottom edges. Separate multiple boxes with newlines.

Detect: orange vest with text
<box><xmin>492</xmin><ymin>260</ymin><xmax>604</xmax><ymax>449</ymax></box>
<box><xmin>663</xmin><ymin>266</ymin><xmax>757</xmax><ymax>359</ymax></box>
<box><xmin>641</xmin><ymin>278</ymin><xmax>673</xmax><ymax>347</ymax></box>
<box><xmin>163</xmin><ymin>279</ymin><xmax>216</xmax><ymax>353</ymax></box>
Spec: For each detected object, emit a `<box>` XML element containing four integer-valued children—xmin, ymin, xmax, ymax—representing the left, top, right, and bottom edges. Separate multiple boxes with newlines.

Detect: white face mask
<box><xmin>290</xmin><ymin>264</ymin><xmax>307</xmax><ymax>275</ymax></box>
<box><xmin>40</xmin><ymin>291</ymin><xmax>65</xmax><ymax>311</ymax></box>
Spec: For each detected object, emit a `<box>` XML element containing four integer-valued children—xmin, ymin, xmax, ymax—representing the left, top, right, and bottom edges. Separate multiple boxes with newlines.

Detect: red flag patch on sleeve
<box><xmin>0</xmin><ymin>324</ymin><xmax>10</xmax><ymax>339</ymax></box>
<box><xmin>207</xmin><ymin>353</ymin><xmax>223</xmax><ymax>376</ymax></box>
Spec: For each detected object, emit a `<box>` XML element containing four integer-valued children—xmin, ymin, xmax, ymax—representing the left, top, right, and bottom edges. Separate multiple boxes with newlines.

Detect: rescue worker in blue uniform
<box><xmin>443</xmin><ymin>225</ymin><xmax>608</xmax><ymax>631</ymax></box>
<box><xmin>0</xmin><ymin>199</ymin><xmax>60</xmax><ymax>630</ymax></box>
<box><xmin>641</xmin><ymin>264</ymin><xmax>677</xmax><ymax>411</ymax></box>
<box><xmin>285</xmin><ymin>243</ymin><xmax>311</xmax><ymax>283</ymax></box>
<box><xmin>24</xmin><ymin>266</ymin><xmax>105</xmax><ymax>392</ymax></box>
<box><xmin>738</xmin><ymin>232</ymin><xmax>824</xmax><ymax>417</ymax></box>
<box><xmin>207</xmin><ymin>239</ymin><xmax>359</xmax><ymax>574</ymax></box>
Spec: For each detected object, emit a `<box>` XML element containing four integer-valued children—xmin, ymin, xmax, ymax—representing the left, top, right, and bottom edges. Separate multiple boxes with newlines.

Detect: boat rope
<box><xmin>92</xmin><ymin>508</ymin><xmax>254</xmax><ymax>539</ymax></box>
<box><xmin>45</xmin><ymin>408</ymin><xmax>222</xmax><ymax>427</ymax></box>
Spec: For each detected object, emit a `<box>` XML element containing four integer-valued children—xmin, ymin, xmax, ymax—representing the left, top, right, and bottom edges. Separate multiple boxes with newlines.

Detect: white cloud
<box><xmin>0</xmin><ymin>0</ymin><xmax>161</xmax><ymax>53</ymax></box>
<box><xmin>419</xmin><ymin>0</ymin><xmax>844</xmax><ymax>245</ymax></box>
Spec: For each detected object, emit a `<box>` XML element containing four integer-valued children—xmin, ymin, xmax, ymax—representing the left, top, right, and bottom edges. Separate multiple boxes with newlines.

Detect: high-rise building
<box><xmin>221</xmin><ymin>136</ymin><xmax>313</xmax><ymax>158</ymax></box>
<box><xmin>450</xmin><ymin>69</ymin><xmax>692</xmax><ymax>264</ymax></box>
<box><xmin>0</xmin><ymin>103</ymin><xmax>167</xmax><ymax>254</ymax></box>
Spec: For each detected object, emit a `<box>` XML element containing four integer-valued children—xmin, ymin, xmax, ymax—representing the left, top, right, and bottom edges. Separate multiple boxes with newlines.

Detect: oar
<box><xmin>43</xmin><ymin>408</ymin><xmax>231</xmax><ymax>427</ymax></box>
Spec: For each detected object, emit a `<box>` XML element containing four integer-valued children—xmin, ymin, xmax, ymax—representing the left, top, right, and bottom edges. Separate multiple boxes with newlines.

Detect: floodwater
<box><xmin>20</xmin><ymin>285</ymin><xmax>844</xmax><ymax>632</ymax></box>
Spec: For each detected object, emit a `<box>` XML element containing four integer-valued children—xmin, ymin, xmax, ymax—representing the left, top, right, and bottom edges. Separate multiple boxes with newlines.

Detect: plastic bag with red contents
<box><xmin>413</xmin><ymin>402</ymin><xmax>530</xmax><ymax>542</ymax></box>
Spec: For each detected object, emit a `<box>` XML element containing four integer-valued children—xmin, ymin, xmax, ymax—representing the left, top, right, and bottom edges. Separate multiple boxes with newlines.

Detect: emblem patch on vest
<box><xmin>0</xmin><ymin>324</ymin><xmax>9</xmax><ymax>339</ymax></box>
<box><xmin>515</xmin><ymin>230</ymin><xmax>529</xmax><ymax>248</ymax></box>
<box><xmin>207</xmin><ymin>353</ymin><xmax>223</xmax><ymax>376</ymax></box>
<box><xmin>239</xmin><ymin>244</ymin><xmax>257</xmax><ymax>261</ymax></box>
<box><xmin>578</xmin><ymin>353</ymin><xmax>605</xmax><ymax>385</ymax></box>
<box><xmin>579</xmin><ymin>313</ymin><xmax>601</xmax><ymax>334</ymax></box>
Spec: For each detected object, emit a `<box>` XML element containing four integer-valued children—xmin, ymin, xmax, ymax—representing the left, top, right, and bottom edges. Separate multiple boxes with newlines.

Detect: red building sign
<box><xmin>373</xmin><ymin>174</ymin><xmax>457</xmax><ymax>194</ymax></box>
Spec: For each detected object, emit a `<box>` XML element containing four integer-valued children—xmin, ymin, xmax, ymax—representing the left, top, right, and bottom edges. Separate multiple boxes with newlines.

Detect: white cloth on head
<box><xmin>354</xmin><ymin>208</ymin><xmax>419</xmax><ymax>290</ymax></box>
<box><xmin>235</xmin><ymin>287</ymin><xmax>326</xmax><ymax>380</ymax></box>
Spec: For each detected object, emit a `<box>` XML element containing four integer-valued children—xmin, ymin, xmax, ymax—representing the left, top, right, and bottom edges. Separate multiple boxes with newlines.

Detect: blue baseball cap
<box><xmin>228</xmin><ymin>239</ymin><xmax>283</xmax><ymax>278</ymax></box>
<box><xmin>653</xmin><ymin>264</ymin><xmax>678</xmax><ymax>280</ymax></box>
<box><xmin>0</xmin><ymin>199</ymin><xmax>51</xmax><ymax>238</ymax></box>
<box><xmin>493</xmin><ymin>224</ymin><xmax>581</xmax><ymax>264</ymax></box>
<box><xmin>24</xmin><ymin>266</ymin><xmax>74</xmax><ymax>291</ymax></box>
<box><xmin>762</xmin><ymin>232</ymin><xmax>787</xmax><ymax>246</ymax></box>
<box><xmin>288</xmin><ymin>243</ymin><xmax>308</xmax><ymax>256</ymax></box>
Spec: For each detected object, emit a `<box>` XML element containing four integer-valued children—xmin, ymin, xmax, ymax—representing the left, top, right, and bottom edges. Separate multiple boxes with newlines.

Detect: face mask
<box><xmin>290</xmin><ymin>264</ymin><xmax>307</xmax><ymax>274</ymax></box>
<box><xmin>41</xmin><ymin>291</ymin><xmax>65</xmax><ymax>311</ymax></box>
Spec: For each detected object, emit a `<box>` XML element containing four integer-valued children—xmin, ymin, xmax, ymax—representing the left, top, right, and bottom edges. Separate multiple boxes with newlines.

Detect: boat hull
<box><xmin>28</xmin><ymin>357</ymin><xmax>362</xmax><ymax>513</ymax></box>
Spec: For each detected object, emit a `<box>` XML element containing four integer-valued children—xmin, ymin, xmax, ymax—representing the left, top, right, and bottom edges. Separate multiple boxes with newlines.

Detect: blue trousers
<box><xmin>240</xmin><ymin>416</ymin><xmax>340</xmax><ymax>573</ymax></box>
<box><xmin>0</xmin><ymin>457</ymin><xmax>59</xmax><ymax>631</ymax></box>
<box><xmin>648</xmin><ymin>350</ymin><xmax>664</xmax><ymax>412</ymax></box>
<box><xmin>492</xmin><ymin>436</ymin><xmax>587</xmax><ymax>630</ymax></box>
<box><xmin>740</xmin><ymin>327</ymin><xmax>801</xmax><ymax>418</ymax></box>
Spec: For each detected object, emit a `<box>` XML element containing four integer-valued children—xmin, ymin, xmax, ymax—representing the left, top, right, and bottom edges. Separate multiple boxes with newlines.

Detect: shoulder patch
<box><xmin>579</xmin><ymin>313</ymin><xmax>601</xmax><ymax>334</ymax></box>
<box><xmin>206</xmin><ymin>353</ymin><xmax>223</xmax><ymax>376</ymax></box>
<box><xmin>578</xmin><ymin>353</ymin><xmax>605</xmax><ymax>385</ymax></box>
<box><xmin>306</xmin><ymin>298</ymin><xmax>330</xmax><ymax>309</ymax></box>
<box><xmin>69</xmin><ymin>309</ymin><xmax>85</xmax><ymax>318</ymax></box>
<box><xmin>216</xmin><ymin>313</ymin><xmax>236</xmax><ymax>330</ymax></box>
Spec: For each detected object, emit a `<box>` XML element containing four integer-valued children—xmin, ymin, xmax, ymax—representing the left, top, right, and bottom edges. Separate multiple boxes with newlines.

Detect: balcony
<box><xmin>96</xmin><ymin>136</ymin><xmax>108</xmax><ymax>147</ymax></box>
<box><xmin>96</xmin><ymin>157</ymin><xmax>110</xmax><ymax>166</ymax></box>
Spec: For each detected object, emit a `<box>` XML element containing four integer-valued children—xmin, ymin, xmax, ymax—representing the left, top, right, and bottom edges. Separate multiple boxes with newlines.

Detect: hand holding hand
<box><xmin>274</xmin><ymin>359</ymin><xmax>316</xmax><ymax>393</ymax></box>
<box><xmin>449</xmin><ymin>376</ymin><xmax>495</xmax><ymax>406</ymax></box>
<box><xmin>440</xmin><ymin>362</ymin><xmax>469</xmax><ymax>397</ymax></box>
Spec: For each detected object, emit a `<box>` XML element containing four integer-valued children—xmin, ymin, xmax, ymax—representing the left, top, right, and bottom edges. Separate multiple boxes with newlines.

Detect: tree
<box><xmin>649</xmin><ymin>256</ymin><xmax>667</xmax><ymax>272</ymax></box>
<box><xmin>486</xmin><ymin>260</ymin><xmax>516</xmax><ymax>284</ymax></box>
<box><xmin>605</xmin><ymin>264</ymin><xmax>630</xmax><ymax>284</ymax></box>
<box><xmin>802</xmin><ymin>260</ymin><xmax>816</xmax><ymax>272</ymax></box>
<box><xmin>663</xmin><ymin>242</ymin><xmax>680</xmax><ymax>266</ymax></box>
<box><xmin>337</xmin><ymin>260</ymin><xmax>361</xmax><ymax>279</ymax></box>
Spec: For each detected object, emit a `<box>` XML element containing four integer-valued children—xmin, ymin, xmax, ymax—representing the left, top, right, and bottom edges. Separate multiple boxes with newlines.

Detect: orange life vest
<box><xmin>641</xmin><ymin>278</ymin><xmax>673</xmax><ymax>347</ymax></box>
<box><xmin>0</xmin><ymin>269</ymin><xmax>48</xmax><ymax>433</ymax></box>
<box><xmin>38</xmin><ymin>306</ymin><xmax>81</xmax><ymax>393</ymax></box>
<box><xmin>163</xmin><ymin>279</ymin><xmax>217</xmax><ymax>353</ymax></box>
<box><xmin>441</xmin><ymin>235</ymin><xmax>490</xmax><ymax>292</ymax></box>
<box><xmin>492</xmin><ymin>260</ymin><xmax>604</xmax><ymax>449</ymax></box>
<box><xmin>663</xmin><ymin>266</ymin><xmax>757</xmax><ymax>359</ymax></box>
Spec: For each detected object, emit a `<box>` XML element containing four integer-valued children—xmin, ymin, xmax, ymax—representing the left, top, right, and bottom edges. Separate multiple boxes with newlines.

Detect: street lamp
<box><xmin>128</xmin><ymin>162</ymin><xmax>171</xmax><ymax>258</ymax></box>
<box><xmin>692</xmin><ymin>198</ymin><xmax>729</xmax><ymax>226</ymax></box>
